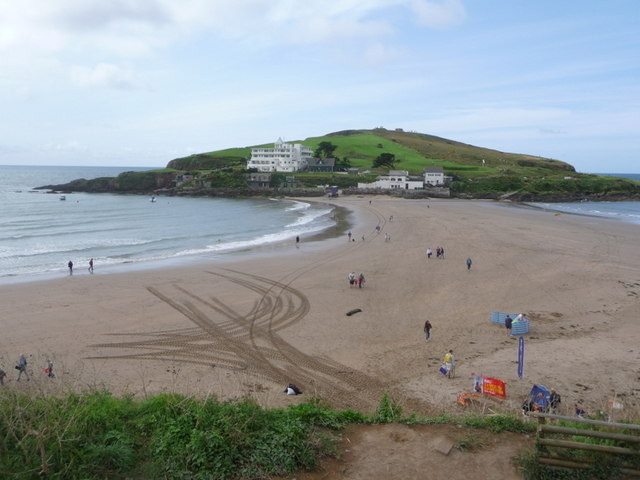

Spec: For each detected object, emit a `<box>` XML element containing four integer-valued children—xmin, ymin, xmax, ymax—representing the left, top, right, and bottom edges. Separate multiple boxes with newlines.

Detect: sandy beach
<box><xmin>2</xmin><ymin>196</ymin><xmax>639</xmax><ymax>419</ymax></box>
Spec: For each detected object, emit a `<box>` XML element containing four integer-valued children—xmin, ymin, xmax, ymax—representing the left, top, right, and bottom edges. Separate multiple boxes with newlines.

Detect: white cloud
<box><xmin>70</xmin><ymin>63</ymin><xmax>149</xmax><ymax>91</ymax></box>
<box><xmin>406</xmin><ymin>0</ymin><xmax>466</xmax><ymax>28</ymax></box>
<box><xmin>358</xmin><ymin>42</ymin><xmax>408</xmax><ymax>67</ymax></box>
<box><xmin>47</xmin><ymin>0</ymin><xmax>171</xmax><ymax>31</ymax></box>
<box><xmin>0</xmin><ymin>0</ymin><xmax>464</xmax><ymax>57</ymax></box>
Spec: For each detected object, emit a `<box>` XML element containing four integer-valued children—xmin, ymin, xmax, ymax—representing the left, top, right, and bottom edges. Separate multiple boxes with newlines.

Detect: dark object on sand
<box><xmin>346</xmin><ymin>308</ymin><xmax>362</xmax><ymax>316</ymax></box>
<box><xmin>284</xmin><ymin>383</ymin><xmax>302</xmax><ymax>395</ymax></box>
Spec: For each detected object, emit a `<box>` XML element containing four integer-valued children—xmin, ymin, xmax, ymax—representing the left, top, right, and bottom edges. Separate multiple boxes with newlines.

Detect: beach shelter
<box><xmin>523</xmin><ymin>384</ymin><xmax>550</xmax><ymax>413</ymax></box>
<box><xmin>529</xmin><ymin>384</ymin><xmax>550</xmax><ymax>400</ymax></box>
<box><xmin>489</xmin><ymin>312</ymin><xmax>529</xmax><ymax>335</ymax></box>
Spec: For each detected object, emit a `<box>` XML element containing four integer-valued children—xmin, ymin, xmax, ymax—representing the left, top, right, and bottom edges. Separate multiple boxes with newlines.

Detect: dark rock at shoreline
<box><xmin>36</xmin><ymin>178</ymin><xmax>640</xmax><ymax>202</ymax></box>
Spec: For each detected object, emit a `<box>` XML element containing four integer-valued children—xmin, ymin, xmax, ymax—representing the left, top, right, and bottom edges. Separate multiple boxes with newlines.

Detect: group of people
<box><xmin>68</xmin><ymin>258</ymin><xmax>94</xmax><ymax>275</ymax></box>
<box><xmin>522</xmin><ymin>388</ymin><xmax>586</xmax><ymax>417</ymax></box>
<box><xmin>422</xmin><ymin>321</ymin><xmax>454</xmax><ymax>379</ymax></box>
<box><xmin>0</xmin><ymin>354</ymin><xmax>55</xmax><ymax>386</ymax></box>
<box><xmin>504</xmin><ymin>313</ymin><xmax>529</xmax><ymax>335</ymax></box>
<box><xmin>426</xmin><ymin>246</ymin><xmax>445</xmax><ymax>259</ymax></box>
<box><xmin>347</xmin><ymin>272</ymin><xmax>366</xmax><ymax>288</ymax></box>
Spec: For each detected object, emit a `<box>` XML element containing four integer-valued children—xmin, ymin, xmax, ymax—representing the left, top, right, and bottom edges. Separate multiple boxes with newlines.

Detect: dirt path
<box><xmin>275</xmin><ymin>423</ymin><xmax>534</xmax><ymax>480</ymax></box>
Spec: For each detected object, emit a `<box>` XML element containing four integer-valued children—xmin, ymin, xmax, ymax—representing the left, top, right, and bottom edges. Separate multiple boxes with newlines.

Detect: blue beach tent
<box><xmin>490</xmin><ymin>312</ymin><xmax>529</xmax><ymax>335</ymax></box>
<box><xmin>522</xmin><ymin>384</ymin><xmax>551</xmax><ymax>413</ymax></box>
<box><xmin>530</xmin><ymin>384</ymin><xmax>550</xmax><ymax>401</ymax></box>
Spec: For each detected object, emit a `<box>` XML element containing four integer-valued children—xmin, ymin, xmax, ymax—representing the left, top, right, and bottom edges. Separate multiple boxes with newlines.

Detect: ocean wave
<box><xmin>285</xmin><ymin>207</ymin><xmax>333</xmax><ymax>228</ymax></box>
<box><xmin>285</xmin><ymin>200</ymin><xmax>310</xmax><ymax>212</ymax></box>
<box><xmin>0</xmin><ymin>237</ymin><xmax>163</xmax><ymax>259</ymax></box>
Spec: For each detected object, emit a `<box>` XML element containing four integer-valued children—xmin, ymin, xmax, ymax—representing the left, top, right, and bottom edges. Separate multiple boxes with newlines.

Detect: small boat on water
<box><xmin>150</xmin><ymin>196</ymin><xmax>157</xmax><ymax>203</ymax></box>
<box><xmin>59</xmin><ymin>195</ymin><xmax>66</xmax><ymax>201</ymax></box>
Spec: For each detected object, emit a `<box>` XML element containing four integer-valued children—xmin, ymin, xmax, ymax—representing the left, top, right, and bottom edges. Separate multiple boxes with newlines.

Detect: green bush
<box><xmin>373</xmin><ymin>393</ymin><xmax>404</xmax><ymax>423</ymax></box>
<box><xmin>450</xmin><ymin>175</ymin><xmax>525</xmax><ymax>194</ymax></box>
<box><xmin>0</xmin><ymin>391</ymin><xmax>356</xmax><ymax>479</ymax></box>
<box><xmin>115</xmin><ymin>171</ymin><xmax>161</xmax><ymax>191</ymax></box>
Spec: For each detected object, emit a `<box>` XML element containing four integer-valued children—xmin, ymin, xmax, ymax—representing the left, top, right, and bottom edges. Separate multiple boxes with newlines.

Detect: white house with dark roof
<box><xmin>247</xmin><ymin>138</ymin><xmax>313</xmax><ymax>173</ymax></box>
<box><xmin>423</xmin><ymin>166</ymin><xmax>445</xmax><ymax>186</ymax></box>
<box><xmin>357</xmin><ymin>170</ymin><xmax>424</xmax><ymax>190</ymax></box>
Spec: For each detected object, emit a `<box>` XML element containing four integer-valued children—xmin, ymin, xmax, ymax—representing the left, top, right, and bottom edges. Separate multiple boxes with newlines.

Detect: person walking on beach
<box><xmin>426</xmin><ymin>248</ymin><xmax>433</xmax><ymax>259</ymax></box>
<box><xmin>16</xmin><ymin>354</ymin><xmax>29</xmax><ymax>381</ymax></box>
<box><xmin>357</xmin><ymin>273</ymin><xmax>366</xmax><ymax>288</ymax></box>
<box><xmin>68</xmin><ymin>260</ymin><xmax>73</xmax><ymax>275</ymax></box>
<box><xmin>348</xmin><ymin>272</ymin><xmax>356</xmax><ymax>287</ymax></box>
<box><xmin>549</xmin><ymin>389</ymin><xmax>561</xmax><ymax>414</ymax></box>
<box><xmin>505</xmin><ymin>315</ymin><xmax>513</xmax><ymax>335</ymax></box>
<box><xmin>45</xmin><ymin>360</ymin><xmax>55</xmax><ymax>378</ymax></box>
<box><xmin>295</xmin><ymin>236</ymin><xmax>300</xmax><ymax>247</ymax></box>
<box><xmin>88</xmin><ymin>258</ymin><xmax>94</xmax><ymax>273</ymax></box>
<box><xmin>423</xmin><ymin>320</ymin><xmax>432</xmax><ymax>342</ymax></box>
<box><xmin>466</xmin><ymin>257</ymin><xmax>472</xmax><ymax>270</ymax></box>
<box><xmin>443</xmin><ymin>350</ymin><xmax>455</xmax><ymax>378</ymax></box>
<box><xmin>0</xmin><ymin>368</ymin><xmax>6</xmax><ymax>386</ymax></box>
<box><xmin>347</xmin><ymin>231</ymin><xmax>352</xmax><ymax>242</ymax></box>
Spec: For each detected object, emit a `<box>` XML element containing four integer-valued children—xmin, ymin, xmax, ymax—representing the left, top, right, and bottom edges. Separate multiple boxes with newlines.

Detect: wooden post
<box><xmin>539</xmin><ymin>458</ymin><xmax>640</xmax><ymax>477</ymax></box>
<box><xmin>539</xmin><ymin>438</ymin><xmax>639</xmax><ymax>456</ymax></box>
<box><xmin>540</xmin><ymin>425</ymin><xmax>640</xmax><ymax>443</ymax></box>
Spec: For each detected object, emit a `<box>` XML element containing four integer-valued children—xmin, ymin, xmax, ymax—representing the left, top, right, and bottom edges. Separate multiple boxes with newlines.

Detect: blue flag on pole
<box><xmin>518</xmin><ymin>336</ymin><xmax>525</xmax><ymax>378</ymax></box>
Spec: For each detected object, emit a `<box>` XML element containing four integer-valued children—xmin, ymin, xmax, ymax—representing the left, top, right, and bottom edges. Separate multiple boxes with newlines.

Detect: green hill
<box><xmin>167</xmin><ymin>127</ymin><xmax>574</xmax><ymax>177</ymax></box>
<box><xmin>39</xmin><ymin>128</ymin><xmax>639</xmax><ymax>199</ymax></box>
<box><xmin>163</xmin><ymin>128</ymin><xmax>639</xmax><ymax>199</ymax></box>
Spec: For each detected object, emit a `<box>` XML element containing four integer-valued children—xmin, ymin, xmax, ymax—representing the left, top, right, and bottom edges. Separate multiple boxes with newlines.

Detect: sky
<box><xmin>1</xmin><ymin>1</ymin><xmax>638</xmax><ymax>173</ymax></box>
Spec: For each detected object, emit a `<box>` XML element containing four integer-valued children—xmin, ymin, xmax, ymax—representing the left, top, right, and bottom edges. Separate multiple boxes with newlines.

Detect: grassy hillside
<box><xmin>302</xmin><ymin>128</ymin><xmax>574</xmax><ymax>178</ymax></box>
<box><xmin>58</xmin><ymin>128</ymin><xmax>638</xmax><ymax>198</ymax></box>
<box><xmin>169</xmin><ymin>128</ymin><xmax>574</xmax><ymax>177</ymax></box>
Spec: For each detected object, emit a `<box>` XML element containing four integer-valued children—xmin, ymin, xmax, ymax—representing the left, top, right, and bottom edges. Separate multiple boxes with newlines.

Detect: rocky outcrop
<box><xmin>37</xmin><ymin>177</ymin><xmax>639</xmax><ymax>202</ymax></box>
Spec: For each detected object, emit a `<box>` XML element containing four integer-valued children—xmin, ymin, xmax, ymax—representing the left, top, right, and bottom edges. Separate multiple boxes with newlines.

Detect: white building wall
<box><xmin>424</xmin><ymin>172</ymin><xmax>444</xmax><ymax>185</ymax></box>
<box><xmin>358</xmin><ymin>175</ymin><xmax>424</xmax><ymax>190</ymax></box>
<box><xmin>247</xmin><ymin>140</ymin><xmax>312</xmax><ymax>172</ymax></box>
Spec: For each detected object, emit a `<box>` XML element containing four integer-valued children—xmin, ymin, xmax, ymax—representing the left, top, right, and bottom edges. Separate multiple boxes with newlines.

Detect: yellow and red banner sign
<box><xmin>482</xmin><ymin>377</ymin><xmax>507</xmax><ymax>399</ymax></box>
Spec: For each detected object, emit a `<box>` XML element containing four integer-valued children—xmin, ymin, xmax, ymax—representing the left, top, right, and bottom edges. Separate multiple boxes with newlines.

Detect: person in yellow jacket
<box><xmin>442</xmin><ymin>350</ymin><xmax>455</xmax><ymax>378</ymax></box>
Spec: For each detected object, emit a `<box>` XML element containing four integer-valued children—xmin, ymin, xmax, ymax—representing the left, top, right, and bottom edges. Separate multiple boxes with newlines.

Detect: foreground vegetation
<box><xmin>0</xmin><ymin>390</ymin><xmax>535</xmax><ymax>479</ymax></box>
<box><xmin>2</xmin><ymin>389</ymin><xmax>637</xmax><ymax>479</ymax></box>
<box><xmin>0</xmin><ymin>390</ymin><xmax>359</xmax><ymax>479</ymax></box>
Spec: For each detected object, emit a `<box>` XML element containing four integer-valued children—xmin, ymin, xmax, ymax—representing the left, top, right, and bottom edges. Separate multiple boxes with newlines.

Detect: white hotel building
<box><xmin>246</xmin><ymin>138</ymin><xmax>313</xmax><ymax>173</ymax></box>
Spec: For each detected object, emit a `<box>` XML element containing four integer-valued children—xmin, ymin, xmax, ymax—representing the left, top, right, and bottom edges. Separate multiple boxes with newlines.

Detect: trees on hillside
<box><xmin>373</xmin><ymin>153</ymin><xmax>396</xmax><ymax>169</ymax></box>
<box><xmin>335</xmin><ymin>157</ymin><xmax>351</xmax><ymax>170</ymax></box>
<box><xmin>314</xmin><ymin>141</ymin><xmax>337</xmax><ymax>158</ymax></box>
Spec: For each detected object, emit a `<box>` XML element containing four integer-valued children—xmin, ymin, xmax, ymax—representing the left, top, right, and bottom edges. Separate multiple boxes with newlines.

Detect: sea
<box><xmin>0</xmin><ymin>165</ymin><xmax>338</xmax><ymax>284</ymax></box>
<box><xmin>0</xmin><ymin>167</ymin><xmax>638</xmax><ymax>285</ymax></box>
<box><xmin>527</xmin><ymin>173</ymin><xmax>640</xmax><ymax>224</ymax></box>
